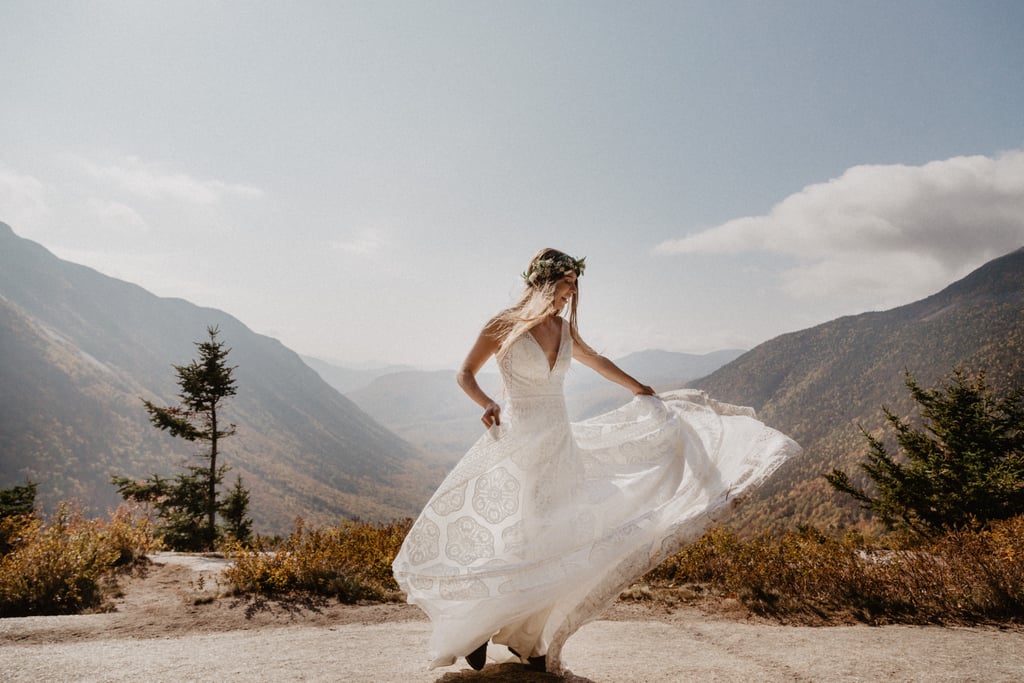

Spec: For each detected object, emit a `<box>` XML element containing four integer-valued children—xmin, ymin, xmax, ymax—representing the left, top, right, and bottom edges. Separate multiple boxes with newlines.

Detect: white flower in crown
<box><xmin>521</xmin><ymin>255</ymin><xmax>586</xmax><ymax>286</ymax></box>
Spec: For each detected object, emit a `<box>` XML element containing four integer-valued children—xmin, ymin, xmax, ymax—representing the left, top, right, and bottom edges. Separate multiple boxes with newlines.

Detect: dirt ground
<box><xmin>1</xmin><ymin>552</ymin><xmax>1023</xmax><ymax>682</ymax></box>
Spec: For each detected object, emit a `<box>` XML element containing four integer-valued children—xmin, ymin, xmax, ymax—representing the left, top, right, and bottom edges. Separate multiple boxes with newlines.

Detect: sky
<box><xmin>2</xmin><ymin>1</ymin><xmax>1023</xmax><ymax>369</ymax></box>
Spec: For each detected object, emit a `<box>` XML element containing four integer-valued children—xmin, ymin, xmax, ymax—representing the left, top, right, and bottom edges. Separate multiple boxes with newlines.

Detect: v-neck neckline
<box><xmin>526</xmin><ymin>318</ymin><xmax>563</xmax><ymax>373</ymax></box>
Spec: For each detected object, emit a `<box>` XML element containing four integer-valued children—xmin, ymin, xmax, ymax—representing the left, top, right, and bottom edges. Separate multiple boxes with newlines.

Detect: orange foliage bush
<box><xmin>646</xmin><ymin>516</ymin><xmax>1024</xmax><ymax>624</ymax></box>
<box><xmin>0</xmin><ymin>503</ymin><xmax>160</xmax><ymax>617</ymax></box>
<box><xmin>225</xmin><ymin>517</ymin><xmax>412</xmax><ymax>603</ymax></box>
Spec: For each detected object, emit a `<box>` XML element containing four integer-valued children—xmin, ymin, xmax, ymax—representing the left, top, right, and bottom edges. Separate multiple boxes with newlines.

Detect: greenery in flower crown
<box><xmin>521</xmin><ymin>255</ymin><xmax>586</xmax><ymax>286</ymax></box>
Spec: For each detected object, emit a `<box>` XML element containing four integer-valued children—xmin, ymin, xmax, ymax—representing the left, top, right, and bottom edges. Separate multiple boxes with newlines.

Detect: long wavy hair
<box><xmin>493</xmin><ymin>248</ymin><xmax>593</xmax><ymax>359</ymax></box>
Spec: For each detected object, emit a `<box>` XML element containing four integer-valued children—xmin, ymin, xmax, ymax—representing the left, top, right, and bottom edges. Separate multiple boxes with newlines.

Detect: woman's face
<box><xmin>552</xmin><ymin>272</ymin><xmax>577</xmax><ymax>312</ymax></box>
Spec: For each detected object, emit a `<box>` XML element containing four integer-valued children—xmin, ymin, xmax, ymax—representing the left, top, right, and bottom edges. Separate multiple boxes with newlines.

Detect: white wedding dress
<box><xmin>392</xmin><ymin>320</ymin><xmax>800</xmax><ymax>672</ymax></box>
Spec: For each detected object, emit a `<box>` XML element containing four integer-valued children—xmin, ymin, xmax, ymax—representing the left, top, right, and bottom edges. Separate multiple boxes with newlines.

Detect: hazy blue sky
<box><xmin>3</xmin><ymin>1</ymin><xmax>1023</xmax><ymax>368</ymax></box>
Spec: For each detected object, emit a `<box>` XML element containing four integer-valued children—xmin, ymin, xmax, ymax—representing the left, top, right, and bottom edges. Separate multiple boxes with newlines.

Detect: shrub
<box><xmin>875</xmin><ymin>515</ymin><xmax>1024</xmax><ymax>622</ymax></box>
<box><xmin>102</xmin><ymin>502</ymin><xmax>164</xmax><ymax>567</ymax></box>
<box><xmin>646</xmin><ymin>518</ymin><xmax>1024</xmax><ymax>624</ymax></box>
<box><xmin>0</xmin><ymin>503</ymin><xmax>159</xmax><ymax>617</ymax></box>
<box><xmin>225</xmin><ymin>517</ymin><xmax>411</xmax><ymax>603</ymax></box>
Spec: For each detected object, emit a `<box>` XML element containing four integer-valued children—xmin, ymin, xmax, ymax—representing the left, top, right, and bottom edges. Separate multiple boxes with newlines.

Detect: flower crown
<box><xmin>521</xmin><ymin>254</ymin><xmax>586</xmax><ymax>286</ymax></box>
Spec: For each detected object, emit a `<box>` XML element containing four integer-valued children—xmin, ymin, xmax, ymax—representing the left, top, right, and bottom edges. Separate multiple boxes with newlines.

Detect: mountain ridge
<box><xmin>691</xmin><ymin>245</ymin><xmax>1024</xmax><ymax>532</ymax></box>
<box><xmin>0</xmin><ymin>222</ymin><xmax>440</xmax><ymax>532</ymax></box>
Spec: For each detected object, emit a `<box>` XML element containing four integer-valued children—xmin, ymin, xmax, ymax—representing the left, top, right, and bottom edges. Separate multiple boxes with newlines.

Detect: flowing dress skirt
<box><xmin>392</xmin><ymin>386</ymin><xmax>800</xmax><ymax>671</ymax></box>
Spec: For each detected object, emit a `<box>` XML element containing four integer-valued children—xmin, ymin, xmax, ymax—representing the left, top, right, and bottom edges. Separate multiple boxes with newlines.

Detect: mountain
<box><xmin>0</xmin><ymin>223</ymin><xmax>441</xmax><ymax>532</ymax></box>
<box><xmin>691</xmin><ymin>247</ymin><xmax>1024</xmax><ymax>534</ymax></box>
<box><xmin>597</xmin><ymin>348</ymin><xmax>747</xmax><ymax>387</ymax></box>
<box><xmin>344</xmin><ymin>350</ymin><xmax>744</xmax><ymax>463</ymax></box>
<box><xmin>299</xmin><ymin>355</ymin><xmax>415</xmax><ymax>394</ymax></box>
<box><xmin>562</xmin><ymin>348</ymin><xmax>746</xmax><ymax>420</ymax></box>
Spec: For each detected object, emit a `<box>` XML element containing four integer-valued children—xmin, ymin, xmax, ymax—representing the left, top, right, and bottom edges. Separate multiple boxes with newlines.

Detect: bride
<box><xmin>392</xmin><ymin>248</ymin><xmax>800</xmax><ymax>674</ymax></box>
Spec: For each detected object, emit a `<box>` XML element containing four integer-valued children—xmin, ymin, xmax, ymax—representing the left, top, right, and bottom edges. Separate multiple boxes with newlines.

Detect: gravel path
<box><xmin>2</xmin><ymin>553</ymin><xmax>1022</xmax><ymax>682</ymax></box>
<box><xmin>4</xmin><ymin>618</ymin><xmax>1024</xmax><ymax>682</ymax></box>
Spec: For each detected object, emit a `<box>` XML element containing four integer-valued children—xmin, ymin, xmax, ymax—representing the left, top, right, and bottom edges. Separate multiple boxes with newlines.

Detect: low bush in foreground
<box><xmin>214</xmin><ymin>513</ymin><xmax>1024</xmax><ymax>625</ymax></box>
<box><xmin>224</xmin><ymin>517</ymin><xmax>411</xmax><ymax>603</ymax></box>
<box><xmin>0</xmin><ymin>503</ymin><xmax>161</xmax><ymax>617</ymax></box>
<box><xmin>644</xmin><ymin>516</ymin><xmax>1024</xmax><ymax>625</ymax></box>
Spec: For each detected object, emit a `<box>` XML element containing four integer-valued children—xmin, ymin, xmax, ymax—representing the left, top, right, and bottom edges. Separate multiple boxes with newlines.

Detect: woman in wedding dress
<box><xmin>392</xmin><ymin>248</ymin><xmax>800</xmax><ymax>674</ymax></box>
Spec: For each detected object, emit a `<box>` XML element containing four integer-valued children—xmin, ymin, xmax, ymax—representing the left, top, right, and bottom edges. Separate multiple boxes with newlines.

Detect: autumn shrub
<box><xmin>646</xmin><ymin>517</ymin><xmax>1024</xmax><ymax>624</ymax></box>
<box><xmin>225</xmin><ymin>517</ymin><xmax>412</xmax><ymax>603</ymax></box>
<box><xmin>0</xmin><ymin>503</ymin><xmax>159</xmax><ymax>617</ymax></box>
<box><xmin>102</xmin><ymin>502</ymin><xmax>164</xmax><ymax>567</ymax></box>
<box><xmin>0</xmin><ymin>514</ymin><xmax>33</xmax><ymax>558</ymax></box>
<box><xmin>647</xmin><ymin>526</ymin><xmax>867</xmax><ymax>620</ymax></box>
<box><xmin>867</xmin><ymin>515</ymin><xmax>1024</xmax><ymax>622</ymax></box>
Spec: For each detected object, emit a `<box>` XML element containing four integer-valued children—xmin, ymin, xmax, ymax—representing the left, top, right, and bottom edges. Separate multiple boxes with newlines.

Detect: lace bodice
<box><xmin>498</xmin><ymin>319</ymin><xmax>571</xmax><ymax>398</ymax></box>
<box><xmin>496</xmin><ymin>320</ymin><xmax>572</xmax><ymax>434</ymax></box>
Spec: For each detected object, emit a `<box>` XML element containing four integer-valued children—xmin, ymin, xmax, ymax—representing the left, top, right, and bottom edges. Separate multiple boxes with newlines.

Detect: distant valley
<box><xmin>299</xmin><ymin>356</ymin><xmax>416</xmax><ymax>395</ymax></box>
<box><xmin>331</xmin><ymin>349</ymin><xmax>745</xmax><ymax>463</ymax></box>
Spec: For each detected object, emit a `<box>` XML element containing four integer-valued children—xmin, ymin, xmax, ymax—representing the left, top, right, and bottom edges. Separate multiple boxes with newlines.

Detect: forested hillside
<box><xmin>693</xmin><ymin>247</ymin><xmax>1024</xmax><ymax>533</ymax></box>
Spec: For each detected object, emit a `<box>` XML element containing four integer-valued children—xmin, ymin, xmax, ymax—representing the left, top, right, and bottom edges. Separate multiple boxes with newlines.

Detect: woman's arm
<box><xmin>572</xmin><ymin>339</ymin><xmax>656</xmax><ymax>395</ymax></box>
<box><xmin>456</xmin><ymin>319</ymin><xmax>504</xmax><ymax>427</ymax></box>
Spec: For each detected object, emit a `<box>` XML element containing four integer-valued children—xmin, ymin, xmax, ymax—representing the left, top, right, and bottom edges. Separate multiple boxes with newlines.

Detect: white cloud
<box><xmin>75</xmin><ymin>155</ymin><xmax>263</xmax><ymax>205</ymax></box>
<box><xmin>85</xmin><ymin>198</ymin><xmax>150</xmax><ymax>233</ymax></box>
<box><xmin>0</xmin><ymin>163</ymin><xmax>49</xmax><ymax>228</ymax></box>
<box><xmin>656</xmin><ymin>150</ymin><xmax>1024</xmax><ymax>307</ymax></box>
<box><xmin>1</xmin><ymin>155</ymin><xmax>267</xmax><ymax>305</ymax></box>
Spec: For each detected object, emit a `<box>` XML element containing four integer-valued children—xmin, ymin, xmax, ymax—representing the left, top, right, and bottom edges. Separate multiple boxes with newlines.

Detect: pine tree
<box><xmin>0</xmin><ymin>481</ymin><xmax>37</xmax><ymax>519</ymax></box>
<box><xmin>826</xmin><ymin>369</ymin><xmax>1024</xmax><ymax>536</ymax></box>
<box><xmin>220</xmin><ymin>475</ymin><xmax>253</xmax><ymax>545</ymax></box>
<box><xmin>0</xmin><ymin>481</ymin><xmax>38</xmax><ymax>555</ymax></box>
<box><xmin>113</xmin><ymin>326</ymin><xmax>250</xmax><ymax>550</ymax></box>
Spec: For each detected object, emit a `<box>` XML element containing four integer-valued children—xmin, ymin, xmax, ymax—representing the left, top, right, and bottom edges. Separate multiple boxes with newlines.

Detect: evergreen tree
<box><xmin>0</xmin><ymin>481</ymin><xmax>37</xmax><ymax>519</ymax></box>
<box><xmin>221</xmin><ymin>475</ymin><xmax>253</xmax><ymax>545</ymax></box>
<box><xmin>826</xmin><ymin>369</ymin><xmax>1024</xmax><ymax>535</ymax></box>
<box><xmin>113</xmin><ymin>326</ymin><xmax>250</xmax><ymax>550</ymax></box>
<box><xmin>0</xmin><ymin>481</ymin><xmax>38</xmax><ymax>555</ymax></box>
<box><xmin>113</xmin><ymin>467</ymin><xmax>224</xmax><ymax>551</ymax></box>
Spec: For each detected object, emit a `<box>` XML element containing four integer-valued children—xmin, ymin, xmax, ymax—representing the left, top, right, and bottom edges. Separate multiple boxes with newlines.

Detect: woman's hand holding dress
<box><xmin>481</xmin><ymin>401</ymin><xmax>501</xmax><ymax>427</ymax></box>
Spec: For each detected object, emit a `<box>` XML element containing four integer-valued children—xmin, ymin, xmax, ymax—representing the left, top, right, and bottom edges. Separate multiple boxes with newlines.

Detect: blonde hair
<box><xmin>493</xmin><ymin>248</ymin><xmax>594</xmax><ymax>359</ymax></box>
